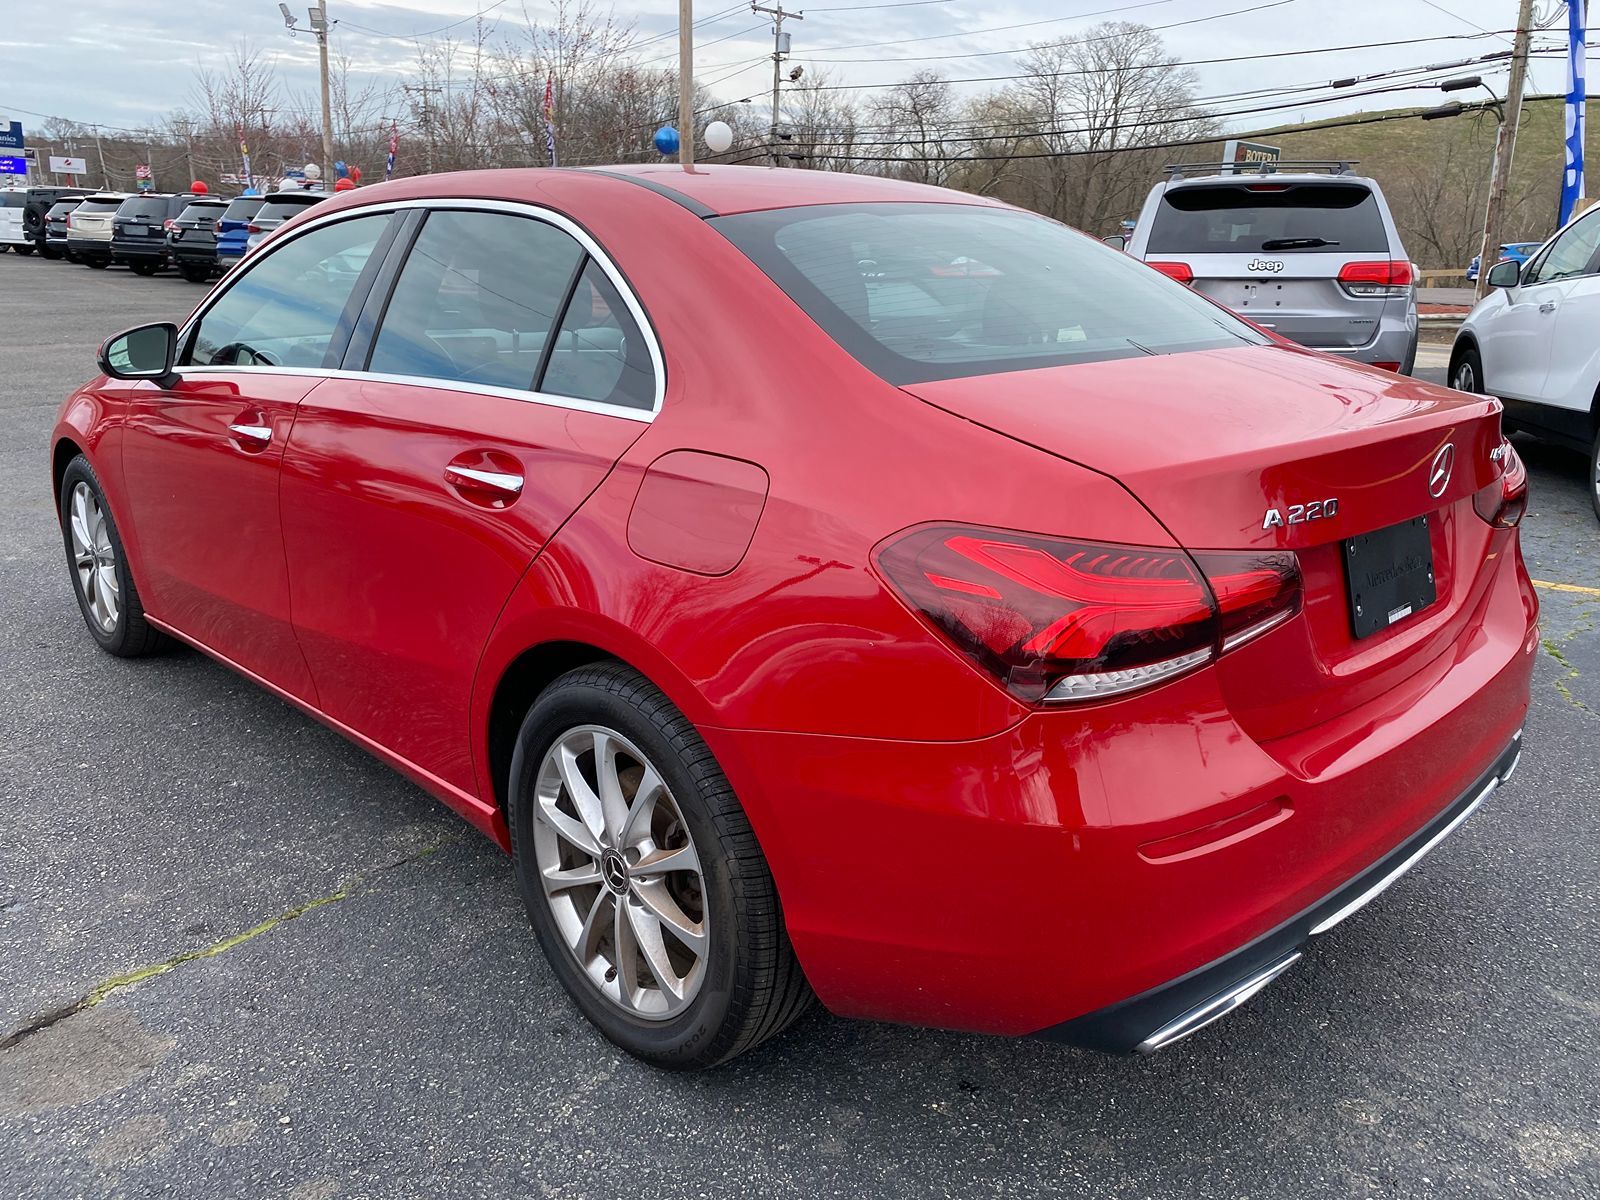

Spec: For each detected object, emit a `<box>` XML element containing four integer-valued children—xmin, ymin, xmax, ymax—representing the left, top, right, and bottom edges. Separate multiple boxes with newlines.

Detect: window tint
<box><xmin>0</xmin><ymin>192</ymin><xmax>25</xmax><ymax>208</ymax></box>
<box><xmin>368</xmin><ymin>210</ymin><xmax>585</xmax><ymax>391</ymax></box>
<box><xmin>1146</xmin><ymin>183</ymin><xmax>1389</xmax><ymax>255</ymax></box>
<box><xmin>76</xmin><ymin>199</ymin><xmax>124</xmax><ymax>215</ymax></box>
<box><xmin>716</xmin><ymin>202</ymin><xmax>1266</xmax><ymax>386</ymax></box>
<box><xmin>187</xmin><ymin>214</ymin><xmax>388</xmax><ymax>368</ymax></box>
<box><xmin>178</xmin><ymin>203</ymin><xmax>224</xmax><ymax>222</ymax></box>
<box><xmin>1527</xmin><ymin>210</ymin><xmax>1600</xmax><ymax>283</ymax></box>
<box><xmin>541</xmin><ymin>260</ymin><xmax>656</xmax><ymax>409</ymax></box>
<box><xmin>222</xmin><ymin>197</ymin><xmax>265</xmax><ymax>222</ymax></box>
<box><xmin>118</xmin><ymin>197</ymin><xmax>175</xmax><ymax>221</ymax></box>
<box><xmin>255</xmin><ymin>198</ymin><xmax>325</xmax><ymax>225</ymax></box>
<box><xmin>47</xmin><ymin>201</ymin><xmax>80</xmax><ymax>218</ymax></box>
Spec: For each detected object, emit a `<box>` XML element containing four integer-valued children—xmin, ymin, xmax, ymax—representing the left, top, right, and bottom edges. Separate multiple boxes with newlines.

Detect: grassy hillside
<box><xmin>1174</xmin><ymin>96</ymin><xmax>1596</xmax><ymax>268</ymax></box>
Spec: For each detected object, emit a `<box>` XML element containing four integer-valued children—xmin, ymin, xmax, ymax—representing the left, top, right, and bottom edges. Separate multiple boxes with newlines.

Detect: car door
<box><xmin>118</xmin><ymin>210</ymin><xmax>398</xmax><ymax>702</ymax></box>
<box><xmin>1479</xmin><ymin>209</ymin><xmax>1600</xmax><ymax>400</ymax></box>
<box><xmin>1535</xmin><ymin>216</ymin><xmax>1600</xmax><ymax>417</ymax></box>
<box><xmin>278</xmin><ymin>203</ymin><xmax>660</xmax><ymax>792</ymax></box>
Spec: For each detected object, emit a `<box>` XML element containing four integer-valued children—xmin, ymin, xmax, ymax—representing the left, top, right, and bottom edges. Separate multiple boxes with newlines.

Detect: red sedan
<box><xmin>52</xmin><ymin>166</ymin><xmax>1536</xmax><ymax>1068</ymax></box>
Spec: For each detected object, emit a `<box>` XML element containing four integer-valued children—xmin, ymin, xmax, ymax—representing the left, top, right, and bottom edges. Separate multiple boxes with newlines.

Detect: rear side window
<box><xmin>1146</xmin><ymin>183</ymin><xmax>1389</xmax><ymax>255</ymax></box>
<box><xmin>368</xmin><ymin>210</ymin><xmax>586</xmax><ymax>393</ymax></box>
<box><xmin>187</xmin><ymin>214</ymin><xmax>389</xmax><ymax>368</ymax></box>
<box><xmin>716</xmin><ymin>202</ymin><xmax>1266</xmax><ymax>386</ymax></box>
<box><xmin>542</xmin><ymin>260</ymin><xmax>657</xmax><ymax>410</ymax></box>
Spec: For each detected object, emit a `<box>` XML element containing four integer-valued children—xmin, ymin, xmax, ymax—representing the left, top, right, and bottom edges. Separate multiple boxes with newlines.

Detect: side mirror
<box><xmin>98</xmin><ymin>322</ymin><xmax>179</xmax><ymax>384</ymax></box>
<box><xmin>1486</xmin><ymin>258</ymin><xmax>1522</xmax><ymax>289</ymax></box>
<box><xmin>1101</xmin><ymin>234</ymin><xmax>1129</xmax><ymax>252</ymax></box>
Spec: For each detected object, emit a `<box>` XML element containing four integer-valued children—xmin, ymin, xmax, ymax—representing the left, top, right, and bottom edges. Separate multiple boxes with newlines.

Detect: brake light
<box><xmin>1148</xmin><ymin>261</ymin><xmax>1194</xmax><ymax>284</ymax></box>
<box><xmin>1473</xmin><ymin>440</ymin><xmax>1529</xmax><ymax>528</ymax></box>
<box><xmin>246</xmin><ymin>223</ymin><xmax>262</xmax><ymax>234</ymax></box>
<box><xmin>1338</xmin><ymin>260</ymin><xmax>1414</xmax><ymax>296</ymax></box>
<box><xmin>64</xmin><ymin>213</ymin><xmax>71</xmax><ymax>228</ymax></box>
<box><xmin>214</xmin><ymin>219</ymin><xmax>223</xmax><ymax>234</ymax></box>
<box><xmin>874</xmin><ymin>525</ymin><xmax>1301</xmax><ymax>703</ymax></box>
<box><xmin>163</xmin><ymin>218</ymin><xmax>176</xmax><ymax>231</ymax></box>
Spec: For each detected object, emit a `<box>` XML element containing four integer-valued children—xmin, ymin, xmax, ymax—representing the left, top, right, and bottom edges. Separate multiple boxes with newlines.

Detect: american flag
<box><xmin>543</xmin><ymin>75</ymin><xmax>558</xmax><ymax>167</ymax></box>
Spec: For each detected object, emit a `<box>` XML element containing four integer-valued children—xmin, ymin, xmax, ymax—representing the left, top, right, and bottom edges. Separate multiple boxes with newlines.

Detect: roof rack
<box><xmin>1164</xmin><ymin>160</ymin><xmax>1361</xmax><ymax>179</ymax></box>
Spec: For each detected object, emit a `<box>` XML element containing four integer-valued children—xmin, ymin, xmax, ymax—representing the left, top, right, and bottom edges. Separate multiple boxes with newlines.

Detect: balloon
<box><xmin>189</xmin><ymin>179</ymin><xmax>209</xmax><ymax>194</ymax></box>
<box><xmin>303</xmin><ymin>162</ymin><xmax>322</xmax><ymax>180</ymax></box>
<box><xmin>350</xmin><ymin>166</ymin><xmax>362</xmax><ymax>183</ymax></box>
<box><xmin>704</xmin><ymin>121</ymin><xmax>734</xmax><ymax>154</ymax></box>
<box><xmin>652</xmin><ymin>126</ymin><xmax>679</xmax><ymax>157</ymax></box>
<box><xmin>334</xmin><ymin>160</ymin><xmax>348</xmax><ymax>177</ymax></box>
<box><xmin>333</xmin><ymin>177</ymin><xmax>356</xmax><ymax>191</ymax></box>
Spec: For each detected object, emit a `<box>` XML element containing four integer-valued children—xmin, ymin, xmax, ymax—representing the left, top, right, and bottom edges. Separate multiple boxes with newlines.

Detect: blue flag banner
<box><xmin>1561</xmin><ymin>0</ymin><xmax>1587</xmax><ymax>227</ymax></box>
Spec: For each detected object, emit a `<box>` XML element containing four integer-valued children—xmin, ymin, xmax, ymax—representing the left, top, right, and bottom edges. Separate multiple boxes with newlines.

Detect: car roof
<box><xmin>262</xmin><ymin>190</ymin><xmax>330</xmax><ymax>203</ymax></box>
<box><xmin>180</xmin><ymin>197</ymin><xmax>228</xmax><ymax>207</ymax></box>
<box><xmin>83</xmin><ymin>193</ymin><xmax>131</xmax><ymax>202</ymax></box>
<box><xmin>1162</xmin><ymin>172</ymin><xmax>1379</xmax><ymax>191</ymax></box>
<box><xmin>304</xmin><ymin>165</ymin><xmax>1009</xmax><ymax>220</ymax></box>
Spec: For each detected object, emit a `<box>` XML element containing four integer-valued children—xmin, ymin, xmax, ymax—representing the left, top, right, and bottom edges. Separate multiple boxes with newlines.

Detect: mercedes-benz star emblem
<box><xmin>601</xmin><ymin>849</ymin><xmax>630</xmax><ymax>895</ymax></box>
<box><xmin>1428</xmin><ymin>443</ymin><xmax>1455</xmax><ymax>498</ymax></box>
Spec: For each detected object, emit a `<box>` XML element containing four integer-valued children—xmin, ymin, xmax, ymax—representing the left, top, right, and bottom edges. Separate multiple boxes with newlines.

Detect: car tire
<box><xmin>1589</xmin><ymin>423</ymin><xmax>1600</xmax><ymax>524</ymax></box>
<box><xmin>15</xmin><ymin>243</ymin><xmax>34</xmax><ymax>256</ymax></box>
<box><xmin>1450</xmin><ymin>342</ymin><xmax>1484</xmax><ymax>395</ymax></box>
<box><xmin>41</xmin><ymin>247</ymin><xmax>60</xmax><ymax>260</ymax></box>
<box><xmin>509</xmin><ymin>663</ymin><xmax>812</xmax><ymax>1070</ymax></box>
<box><xmin>85</xmin><ymin>258</ymin><xmax>108</xmax><ymax>269</ymax></box>
<box><xmin>179</xmin><ymin>264</ymin><xmax>212</xmax><ymax>284</ymax></box>
<box><xmin>58</xmin><ymin>456</ymin><xmax>170</xmax><ymax>658</ymax></box>
<box><xmin>129</xmin><ymin>261</ymin><xmax>160</xmax><ymax>276</ymax></box>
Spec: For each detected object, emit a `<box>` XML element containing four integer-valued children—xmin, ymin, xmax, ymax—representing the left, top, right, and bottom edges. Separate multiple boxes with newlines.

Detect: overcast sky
<box><xmin>0</xmin><ymin>0</ymin><xmax>1581</xmax><ymax>141</ymax></box>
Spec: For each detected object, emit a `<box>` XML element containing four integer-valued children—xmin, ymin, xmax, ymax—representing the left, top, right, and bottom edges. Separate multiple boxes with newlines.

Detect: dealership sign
<box><xmin>0</xmin><ymin>120</ymin><xmax>22</xmax><ymax>149</ymax></box>
<box><xmin>0</xmin><ymin>154</ymin><xmax>27</xmax><ymax>175</ymax></box>
<box><xmin>50</xmin><ymin>156</ymin><xmax>88</xmax><ymax>175</ymax></box>
<box><xmin>1221</xmin><ymin>139</ymin><xmax>1280</xmax><ymax>173</ymax></box>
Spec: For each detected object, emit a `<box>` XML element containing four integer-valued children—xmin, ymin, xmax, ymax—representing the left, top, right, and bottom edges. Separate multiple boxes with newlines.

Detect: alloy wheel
<box><xmin>532</xmin><ymin>725</ymin><xmax>708</xmax><ymax>1020</ymax></box>
<box><xmin>68</xmin><ymin>482</ymin><xmax>119</xmax><ymax>633</ymax></box>
<box><xmin>1452</xmin><ymin>360</ymin><xmax>1477</xmax><ymax>393</ymax></box>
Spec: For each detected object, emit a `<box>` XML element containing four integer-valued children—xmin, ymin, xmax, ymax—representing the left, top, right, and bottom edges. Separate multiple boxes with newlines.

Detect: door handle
<box><xmin>1538</xmin><ymin>300</ymin><xmax>1557</xmax><ymax>314</ymax></box>
<box><xmin>444</xmin><ymin>459</ymin><xmax>525</xmax><ymax>507</ymax></box>
<box><xmin>227</xmin><ymin>418</ymin><xmax>273</xmax><ymax>449</ymax></box>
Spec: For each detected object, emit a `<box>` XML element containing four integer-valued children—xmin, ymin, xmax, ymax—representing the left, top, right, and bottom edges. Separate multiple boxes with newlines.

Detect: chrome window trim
<box><xmin>176</xmin><ymin>196</ymin><xmax>666</xmax><ymax>420</ymax></box>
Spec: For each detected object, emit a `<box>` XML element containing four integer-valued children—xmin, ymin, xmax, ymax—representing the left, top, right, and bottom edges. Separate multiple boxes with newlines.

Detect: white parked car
<box><xmin>1451</xmin><ymin>202</ymin><xmax>1600</xmax><ymax>520</ymax></box>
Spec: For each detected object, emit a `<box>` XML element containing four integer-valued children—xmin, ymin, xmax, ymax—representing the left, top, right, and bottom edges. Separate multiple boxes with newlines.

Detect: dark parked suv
<box><xmin>43</xmin><ymin>198</ymin><xmax>86</xmax><ymax>259</ymax></box>
<box><xmin>111</xmin><ymin>193</ymin><xmax>206</xmax><ymax>275</ymax></box>
<box><xmin>166</xmin><ymin>197</ymin><xmax>229</xmax><ymax>282</ymax></box>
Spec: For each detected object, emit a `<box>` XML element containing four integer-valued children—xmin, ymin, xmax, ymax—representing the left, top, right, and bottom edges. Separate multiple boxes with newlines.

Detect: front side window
<box><xmin>1527</xmin><ymin>210</ymin><xmax>1600</xmax><ymax>283</ymax></box>
<box><xmin>715</xmin><ymin>202</ymin><xmax>1267</xmax><ymax>385</ymax></box>
<box><xmin>187</xmin><ymin>214</ymin><xmax>389</xmax><ymax>368</ymax></box>
<box><xmin>367</xmin><ymin>210</ymin><xmax>586</xmax><ymax>392</ymax></box>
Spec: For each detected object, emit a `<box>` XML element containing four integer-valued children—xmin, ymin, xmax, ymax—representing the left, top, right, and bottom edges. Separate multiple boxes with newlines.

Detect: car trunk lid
<box><xmin>901</xmin><ymin>344</ymin><xmax>1510</xmax><ymax>737</ymax></box>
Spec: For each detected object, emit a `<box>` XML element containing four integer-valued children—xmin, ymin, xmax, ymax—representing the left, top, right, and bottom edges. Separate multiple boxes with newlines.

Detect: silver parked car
<box><xmin>1123</xmin><ymin>162</ymin><xmax>1419</xmax><ymax>373</ymax></box>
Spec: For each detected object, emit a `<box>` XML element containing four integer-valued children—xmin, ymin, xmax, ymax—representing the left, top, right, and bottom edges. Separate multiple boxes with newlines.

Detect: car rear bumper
<box><xmin>1040</xmin><ymin>731</ymin><xmax>1522</xmax><ymax>1053</ymax></box>
<box><xmin>111</xmin><ymin>239</ymin><xmax>168</xmax><ymax>261</ymax></box>
<box><xmin>1313</xmin><ymin>309</ymin><xmax>1418</xmax><ymax>370</ymax></box>
<box><xmin>701</xmin><ymin>539</ymin><xmax>1537</xmax><ymax>1040</ymax></box>
<box><xmin>66</xmin><ymin>237</ymin><xmax>112</xmax><ymax>258</ymax></box>
<box><xmin>169</xmin><ymin>243</ymin><xmax>218</xmax><ymax>264</ymax></box>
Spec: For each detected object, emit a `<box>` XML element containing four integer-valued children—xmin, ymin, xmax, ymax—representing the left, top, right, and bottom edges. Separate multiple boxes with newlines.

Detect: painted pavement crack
<box><xmin>0</xmin><ymin>835</ymin><xmax>460</xmax><ymax>1052</ymax></box>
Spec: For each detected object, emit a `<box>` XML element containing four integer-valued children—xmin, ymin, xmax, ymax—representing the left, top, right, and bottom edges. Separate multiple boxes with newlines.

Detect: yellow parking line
<box><xmin>1532</xmin><ymin>579</ymin><xmax>1600</xmax><ymax>597</ymax></box>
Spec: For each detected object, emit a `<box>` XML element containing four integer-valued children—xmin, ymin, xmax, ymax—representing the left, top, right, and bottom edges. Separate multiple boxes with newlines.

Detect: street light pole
<box><xmin>311</xmin><ymin>1</ymin><xmax>336</xmax><ymax>187</ymax></box>
<box><xmin>678</xmin><ymin>0</ymin><xmax>695</xmax><ymax>166</ymax></box>
<box><xmin>1476</xmin><ymin>0</ymin><xmax>1535</xmax><ymax>300</ymax></box>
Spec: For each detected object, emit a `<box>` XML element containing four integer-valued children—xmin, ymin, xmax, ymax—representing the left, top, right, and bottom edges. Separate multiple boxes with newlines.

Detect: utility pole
<box><xmin>92</xmin><ymin>126</ymin><xmax>108</xmax><ymax>190</ymax></box>
<box><xmin>679</xmin><ymin>0</ymin><xmax>695</xmax><ymax>166</ymax></box>
<box><xmin>752</xmin><ymin>2</ymin><xmax>802</xmax><ymax>166</ymax></box>
<box><xmin>1476</xmin><ymin>0</ymin><xmax>1535</xmax><ymax>300</ymax></box>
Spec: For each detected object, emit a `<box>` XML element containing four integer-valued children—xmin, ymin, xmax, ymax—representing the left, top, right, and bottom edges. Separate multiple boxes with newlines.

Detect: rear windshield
<box><xmin>118</xmin><ymin>197</ymin><xmax>176</xmax><ymax>221</ymax></box>
<box><xmin>1146</xmin><ymin>182</ymin><xmax>1388</xmax><ymax>255</ymax></box>
<box><xmin>256</xmin><ymin>199</ymin><xmax>323</xmax><ymax>224</ymax></box>
<box><xmin>47</xmin><ymin>201</ymin><xmax>81</xmax><ymax>217</ymax></box>
<box><xmin>77</xmin><ymin>199</ymin><xmax>124</xmax><ymax>215</ymax></box>
<box><xmin>715</xmin><ymin>202</ymin><xmax>1266</xmax><ymax>385</ymax></box>
<box><xmin>0</xmin><ymin>193</ymin><xmax>24</xmax><ymax>208</ymax></box>
<box><xmin>178</xmin><ymin>203</ymin><xmax>225</xmax><ymax>222</ymax></box>
<box><xmin>222</xmin><ymin>197</ymin><xmax>265</xmax><ymax>221</ymax></box>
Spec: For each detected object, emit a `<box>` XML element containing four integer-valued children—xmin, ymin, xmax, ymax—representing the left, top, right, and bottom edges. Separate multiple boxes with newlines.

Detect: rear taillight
<box><xmin>64</xmin><ymin>213</ymin><xmax>71</xmax><ymax>228</ymax></box>
<box><xmin>213</xmin><ymin>219</ymin><xmax>223</xmax><ymax>234</ymax></box>
<box><xmin>874</xmin><ymin>525</ymin><xmax>1301</xmax><ymax>703</ymax></box>
<box><xmin>1148</xmin><ymin>261</ymin><xmax>1194</xmax><ymax>284</ymax></box>
<box><xmin>163</xmin><ymin>218</ymin><xmax>176</xmax><ymax>231</ymax></box>
<box><xmin>1473</xmin><ymin>440</ymin><xmax>1529</xmax><ymax>528</ymax></box>
<box><xmin>1338</xmin><ymin>260</ymin><xmax>1414</xmax><ymax>297</ymax></box>
<box><xmin>246</xmin><ymin>222</ymin><xmax>262</xmax><ymax>234</ymax></box>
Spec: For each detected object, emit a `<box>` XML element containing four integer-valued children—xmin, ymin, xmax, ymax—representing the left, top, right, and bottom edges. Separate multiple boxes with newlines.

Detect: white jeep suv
<box><xmin>1451</xmin><ymin>202</ymin><xmax>1600</xmax><ymax>521</ymax></box>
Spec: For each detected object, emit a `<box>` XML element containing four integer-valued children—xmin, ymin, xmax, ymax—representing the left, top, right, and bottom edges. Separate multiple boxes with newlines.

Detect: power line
<box><xmin>339</xmin><ymin>0</ymin><xmax>515</xmax><ymax>41</ymax></box>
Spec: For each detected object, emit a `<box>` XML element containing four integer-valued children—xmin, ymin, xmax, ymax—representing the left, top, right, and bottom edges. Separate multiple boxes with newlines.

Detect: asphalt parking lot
<box><xmin>2</xmin><ymin>253</ymin><xmax>1597</xmax><ymax>1200</ymax></box>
